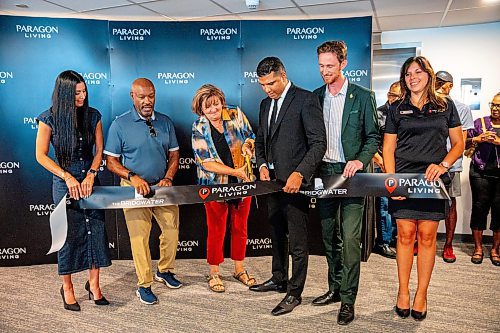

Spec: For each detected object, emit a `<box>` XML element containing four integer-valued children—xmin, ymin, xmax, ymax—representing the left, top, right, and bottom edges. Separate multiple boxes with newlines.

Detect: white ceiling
<box><xmin>0</xmin><ymin>0</ymin><xmax>499</xmax><ymax>32</ymax></box>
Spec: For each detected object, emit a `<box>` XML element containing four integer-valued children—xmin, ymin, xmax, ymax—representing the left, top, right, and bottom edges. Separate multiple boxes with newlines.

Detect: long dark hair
<box><xmin>51</xmin><ymin>70</ymin><xmax>93</xmax><ymax>168</ymax></box>
<box><xmin>399</xmin><ymin>56</ymin><xmax>447</xmax><ymax>110</ymax></box>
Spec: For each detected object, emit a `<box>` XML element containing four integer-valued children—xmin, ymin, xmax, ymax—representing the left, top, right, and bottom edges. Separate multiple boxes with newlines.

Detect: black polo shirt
<box><xmin>385</xmin><ymin>97</ymin><xmax>461</xmax><ymax>173</ymax></box>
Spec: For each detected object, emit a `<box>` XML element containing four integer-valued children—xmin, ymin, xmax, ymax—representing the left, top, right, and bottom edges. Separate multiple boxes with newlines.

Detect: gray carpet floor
<box><xmin>0</xmin><ymin>242</ymin><xmax>498</xmax><ymax>333</ymax></box>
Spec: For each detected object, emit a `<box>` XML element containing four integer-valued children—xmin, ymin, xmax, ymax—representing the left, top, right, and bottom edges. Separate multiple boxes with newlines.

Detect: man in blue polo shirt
<box><xmin>105</xmin><ymin>78</ymin><xmax>182</xmax><ymax>305</ymax></box>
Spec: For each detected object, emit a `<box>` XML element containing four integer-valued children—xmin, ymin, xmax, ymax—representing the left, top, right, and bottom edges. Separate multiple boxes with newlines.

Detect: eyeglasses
<box><xmin>489</xmin><ymin>102</ymin><xmax>500</xmax><ymax>111</ymax></box>
<box><xmin>145</xmin><ymin>119</ymin><xmax>157</xmax><ymax>137</ymax></box>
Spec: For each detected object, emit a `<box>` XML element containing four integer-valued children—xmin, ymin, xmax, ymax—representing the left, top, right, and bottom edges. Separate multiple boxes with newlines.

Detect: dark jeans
<box><xmin>316</xmin><ymin>162</ymin><xmax>364</xmax><ymax>305</ymax></box>
<box><xmin>374</xmin><ymin>167</ymin><xmax>396</xmax><ymax>245</ymax></box>
<box><xmin>469</xmin><ymin>163</ymin><xmax>500</xmax><ymax>231</ymax></box>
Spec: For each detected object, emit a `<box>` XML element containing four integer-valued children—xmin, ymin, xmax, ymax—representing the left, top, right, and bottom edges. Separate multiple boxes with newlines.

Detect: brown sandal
<box><xmin>490</xmin><ymin>253</ymin><xmax>500</xmax><ymax>266</ymax></box>
<box><xmin>233</xmin><ymin>270</ymin><xmax>256</xmax><ymax>286</ymax></box>
<box><xmin>207</xmin><ymin>274</ymin><xmax>225</xmax><ymax>293</ymax></box>
<box><xmin>471</xmin><ymin>252</ymin><xmax>484</xmax><ymax>264</ymax></box>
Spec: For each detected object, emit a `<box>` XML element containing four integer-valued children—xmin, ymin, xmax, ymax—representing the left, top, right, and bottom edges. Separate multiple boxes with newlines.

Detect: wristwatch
<box><xmin>439</xmin><ymin>162</ymin><xmax>450</xmax><ymax>170</ymax></box>
<box><xmin>127</xmin><ymin>171</ymin><xmax>136</xmax><ymax>181</ymax></box>
<box><xmin>87</xmin><ymin>169</ymin><xmax>97</xmax><ymax>176</ymax></box>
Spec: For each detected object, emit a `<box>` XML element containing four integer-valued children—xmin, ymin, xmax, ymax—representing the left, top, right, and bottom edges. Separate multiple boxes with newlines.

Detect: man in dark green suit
<box><xmin>311</xmin><ymin>40</ymin><xmax>380</xmax><ymax>325</ymax></box>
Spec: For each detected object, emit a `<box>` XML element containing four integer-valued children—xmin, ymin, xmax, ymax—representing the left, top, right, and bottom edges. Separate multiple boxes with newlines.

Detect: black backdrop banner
<box><xmin>0</xmin><ymin>15</ymin><xmax>372</xmax><ymax>266</ymax></box>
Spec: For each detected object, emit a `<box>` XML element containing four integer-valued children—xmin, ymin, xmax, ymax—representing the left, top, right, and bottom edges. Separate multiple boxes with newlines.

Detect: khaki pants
<box><xmin>121</xmin><ymin>180</ymin><xmax>179</xmax><ymax>287</ymax></box>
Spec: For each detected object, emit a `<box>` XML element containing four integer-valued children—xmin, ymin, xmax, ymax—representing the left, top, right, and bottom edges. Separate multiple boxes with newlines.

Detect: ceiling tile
<box><xmin>48</xmin><ymin>0</ymin><xmax>131</xmax><ymax>12</ymax></box>
<box><xmin>84</xmin><ymin>4</ymin><xmax>167</xmax><ymax>21</ymax></box>
<box><xmin>449</xmin><ymin>0</ymin><xmax>500</xmax><ymax>10</ymax></box>
<box><xmin>238</xmin><ymin>7</ymin><xmax>304</xmax><ymax>19</ymax></box>
<box><xmin>374</xmin><ymin>0</ymin><xmax>448</xmax><ymax>16</ymax></box>
<box><xmin>443</xmin><ymin>6</ymin><xmax>500</xmax><ymax>26</ymax></box>
<box><xmin>294</xmin><ymin>0</ymin><xmax>361</xmax><ymax>5</ymax></box>
<box><xmin>0</xmin><ymin>0</ymin><xmax>74</xmax><ymax>14</ymax></box>
<box><xmin>302</xmin><ymin>1</ymin><xmax>373</xmax><ymax>18</ymax></box>
<box><xmin>141</xmin><ymin>0</ymin><xmax>229</xmax><ymax>18</ymax></box>
<box><xmin>378</xmin><ymin>12</ymin><xmax>443</xmax><ymax>31</ymax></box>
<box><xmin>213</xmin><ymin>0</ymin><xmax>295</xmax><ymax>13</ymax></box>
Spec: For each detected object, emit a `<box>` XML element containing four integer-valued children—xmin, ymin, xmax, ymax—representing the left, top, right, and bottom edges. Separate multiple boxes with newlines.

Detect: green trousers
<box><xmin>317</xmin><ymin>162</ymin><xmax>364</xmax><ymax>305</ymax></box>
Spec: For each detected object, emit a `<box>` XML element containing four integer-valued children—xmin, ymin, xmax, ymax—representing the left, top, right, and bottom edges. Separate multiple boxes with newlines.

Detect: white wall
<box><xmin>381</xmin><ymin>22</ymin><xmax>500</xmax><ymax>235</ymax></box>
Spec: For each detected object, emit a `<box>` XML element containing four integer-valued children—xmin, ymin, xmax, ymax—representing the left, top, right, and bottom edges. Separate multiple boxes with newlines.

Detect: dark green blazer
<box><xmin>313</xmin><ymin>82</ymin><xmax>380</xmax><ymax>168</ymax></box>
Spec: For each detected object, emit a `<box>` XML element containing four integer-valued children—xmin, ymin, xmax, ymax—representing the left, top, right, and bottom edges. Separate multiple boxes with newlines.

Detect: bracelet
<box><xmin>164</xmin><ymin>176</ymin><xmax>173</xmax><ymax>182</ymax></box>
<box><xmin>61</xmin><ymin>171</ymin><xmax>71</xmax><ymax>181</ymax></box>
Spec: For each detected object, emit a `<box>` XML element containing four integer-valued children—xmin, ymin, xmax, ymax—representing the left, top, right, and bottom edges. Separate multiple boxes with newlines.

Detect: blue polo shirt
<box><xmin>104</xmin><ymin>108</ymin><xmax>179</xmax><ymax>184</ymax></box>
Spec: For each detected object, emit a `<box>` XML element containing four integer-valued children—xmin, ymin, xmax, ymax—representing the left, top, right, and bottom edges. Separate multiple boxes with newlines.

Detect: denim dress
<box><xmin>38</xmin><ymin>108</ymin><xmax>111</xmax><ymax>275</ymax></box>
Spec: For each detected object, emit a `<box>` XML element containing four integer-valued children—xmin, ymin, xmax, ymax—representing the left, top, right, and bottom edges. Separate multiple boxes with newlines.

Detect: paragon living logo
<box><xmin>286</xmin><ymin>26</ymin><xmax>324</xmax><ymax>40</ymax></box>
<box><xmin>112</xmin><ymin>27</ymin><xmax>151</xmax><ymax>41</ymax></box>
<box><xmin>157</xmin><ymin>72</ymin><xmax>195</xmax><ymax>85</ymax></box>
<box><xmin>0</xmin><ymin>71</ymin><xmax>13</xmax><ymax>84</ymax></box>
<box><xmin>0</xmin><ymin>247</ymin><xmax>27</xmax><ymax>260</ymax></box>
<box><xmin>29</xmin><ymin>203</ymin><xmax>56</xmax><ymax>216</ymax></box>
<box><xmin>243</xmin><ymin>71</ymin><xmax>259</xmax><ymax>84</ymax></box>
<box><xmin>247</xmin><ymin>238</ymin><xmax>272</xmax><ymax>250</ymax></box>
<box><xmin>177</xmin><ymin>240</ymin><xmax>199</xmax><ymax>252</ymax></box>
<box><xmin>80</xmin><ymin>72</ymin><xmax>108</xmax><ymax>85</ymax></box>
<box><xmin>179</xmin><ymin>157</ymin><xmax>195</xmax><ymax>170</ymax></box>
<box><xmin>0</xmin><ymin>161</ymin><xmax>20</xmax><ymax>174</ymax></box>
<box><xmin>344</xmin><ymin>69</ymin><xmax>369</xmax><ymax>83</ymax></box>
<box><xmin>23</xmin><ymin>117</ymin><xmax>38</xmax><ymax>130</ymax></box>
<box><xmin>16</xmin><ymin>24</ymin><xmax>58</xmax><ymax>39</ymax></box>
<box><xmin>200</xmin><ymin>27</ymin><xmax>238</xmax><ymax>41</ymax></box>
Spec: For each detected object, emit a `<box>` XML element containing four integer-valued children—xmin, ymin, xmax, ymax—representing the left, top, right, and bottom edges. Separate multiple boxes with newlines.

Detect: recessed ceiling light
<box><xmin>15</xmin><ymin>4</ymin><xmax>29</xmax><ymax>8</ymax></box>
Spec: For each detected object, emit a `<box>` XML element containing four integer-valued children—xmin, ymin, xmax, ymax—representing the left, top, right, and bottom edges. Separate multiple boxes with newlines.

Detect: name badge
<box><xmin>399</xmin><ymin>110</ymin><xmax>413</xmax><ymax>115</ymax></box>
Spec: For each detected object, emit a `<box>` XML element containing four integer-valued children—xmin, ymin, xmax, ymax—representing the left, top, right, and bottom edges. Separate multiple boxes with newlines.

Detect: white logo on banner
<box><xmin>247</xmin><ymin>238</ymin><xmax>272</xmax><ymax>250</ymax></box>
<box><xmin>343</xmin><ymin>69</ymin><xmax>369</xmax><ymax>83</ymax></box>
<box><xmin>23</xmin><ymin>117</ymin><xmax>38</xmax><ymax>130</ymax></box>
<box><xmin>200</xmin><ymin>27</ymin><xmax>238</xmax><ymax>41</ymax></box>
<box><xmin>29</xmin><ymin>203</ymin><xmax>56</xmax><ymax>216</ymax></box>
<box><xmin>286</xmin><ymin>27</ymin><xmax>324</xmax><ymax>40</ymax></box>
<box><xmin>179</xmin><ymin>157</ymin><xmax>195</xmax><ymax>170</ymax></box>
<box><xmin>157</xmin><ymin>72</ymin><xmax>195</xmax><ymax>85</ymax></box>
<box><xmin>243</xmin><ymin>71</ymin><xmax>259</xmax><ymax>84</ymax></box>
<box><xmin>0</xmin><ymin>71</ymin><xmax>13</xmax><ymax>84</ymax></box>
<box><xmin>0</xmin><ymin>161</ymin><xmax>20</xmax><ymax>174</ymax></box>
<box><xmin>177</xmin><ymin>240</ymin><xmax>199</xmax><ymax>252</ymax></box>
<box><xmin>80</xmin><ymin>72</ymin><xmax>108</xmax><ymax>85</ymax></box>
<box><xmin>16</xmin><ymin>24</ymin><xmax>58</xmax><ymax>39</ymax></box>
<box><xmin>0</xmin><ymin>247</ymin><xmax>27</xmax><ymax>260</ymax></box>
<box><xmin>112</xmin><ymin>28</ymin><xmax>151</xmax><ymax>41</ymax></box>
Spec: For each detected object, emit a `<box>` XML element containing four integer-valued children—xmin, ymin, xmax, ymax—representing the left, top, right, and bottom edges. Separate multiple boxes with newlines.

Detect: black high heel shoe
<box><xmin>85</xmin><ymin>281</ymin><xmax>110</xmax><ymax>305</ymax></box>
<box><xmin>60</xmin><ymin>286</ymin><xmax>80</xmax><ymax>311</ymax></box>
<box><xmin>411</xmin><ymin>309</ymin><xmax>427</xmax><ymax>321</ymax></box>
<box><xmin>394</xmin><ymin>305</ymin><xmax>410</xmax><ymax>318</ymax></box>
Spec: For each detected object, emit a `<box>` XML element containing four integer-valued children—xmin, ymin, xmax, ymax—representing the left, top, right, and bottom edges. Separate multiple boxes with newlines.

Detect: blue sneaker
<box><xmin>136</xmin><ymin>286</ymin><xmax>158</xmax><ymax>305</ymax></box>
<box><xmin>154</xmin><ymin>270</ymin><xmax>183</xmax><ymax>289</ymax></box>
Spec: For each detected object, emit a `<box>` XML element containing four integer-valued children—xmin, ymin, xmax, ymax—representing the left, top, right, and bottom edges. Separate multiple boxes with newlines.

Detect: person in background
<box><xmin>435</xmin><ymin>70</ymin><xmax>474</xmax><ymax>263</ymax></box>
<box><xmin>191</xmin><ymin>84</ymin><xmax>257</xmax><ymax>292</ymax></box>
<box><xmin>466</xmin><ymin>92</ymin><xmax>500</xmax><ymax>266</ymax></box>
<box><xmin>372</xmin><ymin>81</ymin><xmax>401</xmax><ymax>259</ymax></box>
<box><xmin>105</xmin><ymin>78</ymin><xmax>182</xmax><ymax>305</ymax></box>
<box><xmin>36</xmin><ymin>70</ymin><xmax>111</xmax><ymax>311</ymax></box>
<box><xmin>383</xmin><ymin>56</ymin><xmax>464</xmax><ymax>321</ymax></box>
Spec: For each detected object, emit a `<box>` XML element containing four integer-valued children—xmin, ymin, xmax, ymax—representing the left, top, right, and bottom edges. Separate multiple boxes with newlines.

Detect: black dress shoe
<box><xmin>85</xmin><ymin>281</ymin><xmax>110</xmax><ymax>306</ymax></box>
<box><xmin>60</xmin><ymin>286</ymin><xmax>80</xmax><ymax>311</ymax></box>
<box><xmin>411</xmin><ymin>309</ymin><xmax>427</xmax><ymax>321</ymax></box>
<box><xmin>373</xmin><ymin>244</ymin><xmax>397</xmax><ymax>259</ymax></box>
<box><xmin>337</xmin><ymin>303</ymin><xmax>355</xmax><ymax>325</ymax></box>
<box><xmin>249</xmin><ymin>278</ymin><xmax>286</xmax><ymax>293</ymax></box>
<box><xmin>312</xmin><ymin>290</ymin><xmax>341</xmax><ymax>306</ymax></box>
<box><xmin>271</xmin><ymin>294</ymin><xmax>301</xmax><ymax>316</ymax></box>
<box><xmin>394</xmin><ymin>305</ymin><xmax>410</xmax><ymax>318</ymax></box>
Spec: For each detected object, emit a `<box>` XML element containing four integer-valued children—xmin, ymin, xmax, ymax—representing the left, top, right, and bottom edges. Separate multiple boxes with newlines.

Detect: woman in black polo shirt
<box><xmin>383</xmin><ymin>56</ymin><xmax>464</xmax><ymax>320</ymax></box>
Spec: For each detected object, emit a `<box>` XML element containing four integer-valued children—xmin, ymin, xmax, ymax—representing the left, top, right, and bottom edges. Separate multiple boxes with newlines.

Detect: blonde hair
<box><xmin>191</xmin><ymin>84</ymin><xmax>226</xmax><ymax>116</ymax></box>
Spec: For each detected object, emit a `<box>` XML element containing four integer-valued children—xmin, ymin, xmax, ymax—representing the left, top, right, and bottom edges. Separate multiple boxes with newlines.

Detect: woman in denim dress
<box><xmin>35</xmin><ymin>70</ymin><xmax>111</xmax><ymax>311</ymax></box>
